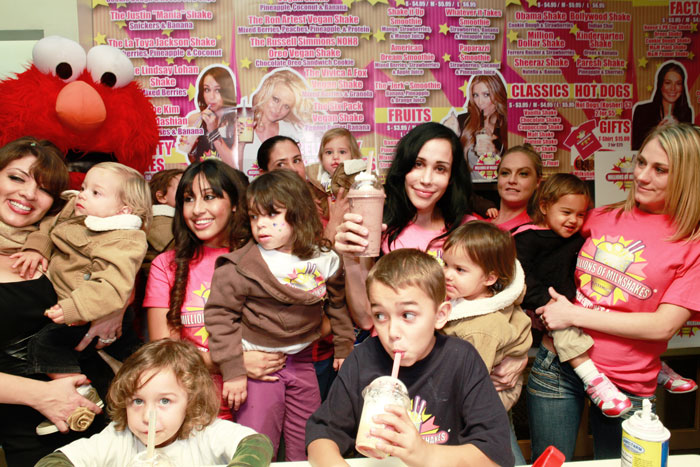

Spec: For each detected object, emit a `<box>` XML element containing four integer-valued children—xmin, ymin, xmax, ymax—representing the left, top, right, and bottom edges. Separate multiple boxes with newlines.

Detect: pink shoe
<box><xmin>586</xmin><ymin>374</ymin><xmax>632</xmax><ymax>418</ymax></box>
<box><xmin>658</xmin><ymin>362</ymin><xmax>698</xmax><ymax>394</ymax></box>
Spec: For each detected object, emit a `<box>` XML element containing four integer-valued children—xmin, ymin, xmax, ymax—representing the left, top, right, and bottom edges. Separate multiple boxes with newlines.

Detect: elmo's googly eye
<box><xmin>87</xmin><ymin>45</ymin><xmax>134</xmax><ymax>88</ymax></box>
<box><xmin>32</xmin><ymin>36</ymin><xmax>86</xmax><ymax>83</ymax></box>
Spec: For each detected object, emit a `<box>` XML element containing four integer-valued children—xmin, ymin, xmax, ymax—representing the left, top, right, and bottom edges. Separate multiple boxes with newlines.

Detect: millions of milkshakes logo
<box><xmin>283</xmin><ymin>262</ymin><xmax>327</xmax><ymax>297</ymax></box>
<box><xmin>576</xmin><ymin>235</ymin><xmax>651</xmax><ymax>308</ymax></box>
<box><xmin>409</xmin><ymin>395</ymin><xmax>449</xmax><ymax>444</ymax></box>
<box><xmin>181</xmin><ymin>282</ymin><xmax>211</xmax><ymax>348</ymax></box>
<box><xmin>605</xmin><ymin>156</ymin><xmax>635</xmax><ymax>192</ymax></box>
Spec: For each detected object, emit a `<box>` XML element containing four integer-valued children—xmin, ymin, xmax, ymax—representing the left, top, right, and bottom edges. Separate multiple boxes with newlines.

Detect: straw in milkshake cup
<box><xmin>147</xmin><ymin>407</ymin><xmax>156</xmax><ymax>461</ymax></box>
<box><xmin>391</xmin><ymin>351</ymin><xmax>403</xmax><ymax>379</ymax></box>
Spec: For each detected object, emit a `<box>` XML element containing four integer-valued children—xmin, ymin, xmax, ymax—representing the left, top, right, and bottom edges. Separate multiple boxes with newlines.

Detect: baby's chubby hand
<box><xmin>223</xmin><ymin>375</ymin><xmax>247</xmax><ymax>411</ymax></box>
<box><xmin>10</xmin><ymin>250</ymin><xmax>48</xmax><ymax>279</ymax></box>
<box><xmin>45</xmin><ymin>304</ymin><xmax>65</xmax><ymax>324</ymax></box>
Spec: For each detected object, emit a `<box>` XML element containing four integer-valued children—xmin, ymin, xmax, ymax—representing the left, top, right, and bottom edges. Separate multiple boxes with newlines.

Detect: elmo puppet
<box><xmin>0</xmin><ymin>36</ymin><xmax>158</xmax><ymax>187</ymax></box>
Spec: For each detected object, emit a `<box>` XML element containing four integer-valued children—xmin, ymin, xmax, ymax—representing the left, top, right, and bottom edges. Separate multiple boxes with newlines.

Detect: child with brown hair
<box><xmin>13</xmin><ymin>162</ymin><xmax>152</xmax><ymax>434</ymax></box>
<box><xmin>36</xmin><ymin>339</ymin><xmax>273</xmax><ymax>466</ymax></box>
<box><xmin>442</xmin><ymin>221</ymin><xmax>532</xmax><ymax>410</ymax></box>
<box><xmin>514</xmin><ymin>173</ymin><xmax>632</xmax><ymax>417</ymax></box>
<box><xmin>204</xmin><ymin>169</ymin><xmax>355</xmax><ymax>461</ymax></box>
<box><xmin>441</xmin><ymin>220</ymin><xmax>531</xmax><ymax>464</ymax></box>
<box><xmin>144</xmin><ymin>168</ymin><xmax>184</xmax><ymax>271</ymax></box>
<box><xmin>307</xmin><ymin>248</ymin><xmax>513</xmax><ymax>466</ymax></box>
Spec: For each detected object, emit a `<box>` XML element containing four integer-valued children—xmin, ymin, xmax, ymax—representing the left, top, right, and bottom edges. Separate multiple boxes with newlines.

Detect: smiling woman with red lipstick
<box><xmin>0</xmin><ymin>137</ymin><xmax>110</xmax><ymax>465</ymax></box>
<box><xmin>529</xmin><ymin>123</ymin><xmax>700</xmax><ymax>461</ymax></box>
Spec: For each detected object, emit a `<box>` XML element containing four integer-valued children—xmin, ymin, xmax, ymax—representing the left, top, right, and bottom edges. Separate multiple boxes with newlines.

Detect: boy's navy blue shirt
<box><xmin>306</xmin><ymin>333</ymin><xmax>515</xmax><ymax>466</ymax></box>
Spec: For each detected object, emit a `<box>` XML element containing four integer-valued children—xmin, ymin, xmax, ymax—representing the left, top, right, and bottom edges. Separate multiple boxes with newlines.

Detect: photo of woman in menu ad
<box><xmin>238</xmin><ymin>68</ymin><xmax>313</xmax><ymax>178</ymax></box>
<box><xmin>631</xmin><ymin>61</ymin><xmax>694</xmax><ymax>150</ymax></box>
<box><xmin>457</xmin><ymin>73</ymin><xmax>508</xmax><ymax>182</ymax></box>
<box><xmin>176</xmin><ymin>65</ymin><xmax>238</xmax><ymax>166</ymax></box>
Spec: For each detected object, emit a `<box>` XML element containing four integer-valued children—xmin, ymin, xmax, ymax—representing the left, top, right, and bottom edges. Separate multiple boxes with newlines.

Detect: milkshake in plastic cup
<box><xmin>475</xmin><ymin>129</ymin><xmax>491</xmax><ymax>157</ymax></box>
<box><xmin>128</xmin><ymin>451</ymin><xmax>176</xmax><ymax>467</ymax></box>
<box><xmin>355</xmin><ymin>376</ymin><xmax>410</xmax><ymax>458</ymax></box>
<box><xmin>237</xmin><ymin>100</ymin><xmax>254</xmax><ymax>143</ymax></box>
<box><xmin>348</xmin><ymin>171</ymin><xmax>385</xmax><ymax>257</ymax></box>
<box><xmin>591</xmin><ymin>241</ymin><xmax>635</xmax><ymax>296</ymax></box>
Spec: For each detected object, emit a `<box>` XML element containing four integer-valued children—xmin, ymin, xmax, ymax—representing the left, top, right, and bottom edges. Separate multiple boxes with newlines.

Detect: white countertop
<box><xmin>270</xmin><ymin>454</ymin><xmax>700</xmax><ymax>466</ymax></box>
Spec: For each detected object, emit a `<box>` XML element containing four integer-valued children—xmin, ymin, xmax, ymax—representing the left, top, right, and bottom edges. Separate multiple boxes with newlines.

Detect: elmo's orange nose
<box><xmin>56</xmin><ymin>80</ymin><xmax>106</xmax><ymax>132</ymax></box>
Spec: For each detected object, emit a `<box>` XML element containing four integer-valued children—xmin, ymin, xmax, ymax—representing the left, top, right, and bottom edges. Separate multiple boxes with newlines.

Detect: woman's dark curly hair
<box><xmin>383</xmin><ymin>122</ymin><xmax>473</xmax><ymax>251</ymax></box>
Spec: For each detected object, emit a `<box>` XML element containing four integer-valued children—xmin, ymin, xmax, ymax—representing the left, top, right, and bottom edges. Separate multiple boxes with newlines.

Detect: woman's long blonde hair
<box><xmin>251</xmin><ymin>69</ymin><xmax>312</xmax><ymax>127</ymax></box>
<box><xmin>621</xmin><ymin>123</ymin><xmax>700</xmax><ymax>241</ymax></box>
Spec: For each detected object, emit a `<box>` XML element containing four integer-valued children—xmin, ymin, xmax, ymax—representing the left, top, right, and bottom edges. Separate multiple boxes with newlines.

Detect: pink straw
<box><xmin>391</xmin><ymin>351</ymin><xmax>403</xmax><ymax>379</ymax></box>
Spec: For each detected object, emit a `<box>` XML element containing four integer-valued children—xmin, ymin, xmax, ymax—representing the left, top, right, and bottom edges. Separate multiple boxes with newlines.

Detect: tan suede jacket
<box><xmin>143</xmin><ymin>204</ymin><xmax>175</xmax><ymax>274</ymax></box>
<box><xmin>23</xmin><ymin>195</ymin><xmax>147</xmax><ymax>324</ymax></box>
<box><xmin>204</xmin><ymin>240</ymin><xmax>355</xmax><ymax>381</ymax></box>
<box><xmin>442</xmin><ymin>260</ymin><xmax>532</xmax><ymax>411</ymax></box>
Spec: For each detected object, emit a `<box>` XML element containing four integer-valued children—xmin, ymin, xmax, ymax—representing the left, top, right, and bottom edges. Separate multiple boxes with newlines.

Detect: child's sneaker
<box><xmin>585</xmin><ymin>374</ymin><xmax>632</xmax><ymax>418</ymax></box>
<box><xmin>36</xmin><ymin>384</ymin><xmax>104</xmax><ymax>435</ymax></box>
<box><xmin>658</xmin><ymin>361</ymin><xmax>698</xmax><ymax>394</ymax></box>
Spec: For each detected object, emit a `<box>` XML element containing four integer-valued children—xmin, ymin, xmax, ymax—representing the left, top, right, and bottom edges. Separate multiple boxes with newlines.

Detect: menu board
<box><xmin>92</xmin><ymin>0</ymin><xmax>700</xmax><ymax>185</ymax></box>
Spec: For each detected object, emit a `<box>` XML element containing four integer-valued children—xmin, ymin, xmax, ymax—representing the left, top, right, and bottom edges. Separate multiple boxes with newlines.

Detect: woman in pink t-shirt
<box><xmin>144</xmin><ymin>159</ymin><xmax>285</xmax><ymax>420</ymax></box>
<box><xmin>489</xmin><ymin>144</ymin><xmax>543</xmax><ymax>232</ymax></box>
<box><xmin>529</xmin><ymin>123</ymin><xmax>700</xmax><ymax>461</ymax></box>
<box><xmin>335</xmin><ymin>123</ymin><xmax>474</xmax><ymax>326</ymax></box>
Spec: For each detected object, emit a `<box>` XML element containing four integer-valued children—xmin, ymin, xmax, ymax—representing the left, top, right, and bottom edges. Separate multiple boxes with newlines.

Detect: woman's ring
<box><xmin>99</xmin><ymin>337</ymin><xmax>116</xmax><ymax>344</ymax></box>
<box><xmin>84</xmin><ymin>332</ymin><xmax>91</xmax><ymax>338</ymax></box>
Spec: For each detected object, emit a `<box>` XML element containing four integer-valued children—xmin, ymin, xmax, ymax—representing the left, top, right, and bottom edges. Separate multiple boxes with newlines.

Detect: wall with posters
<box><xmin>89</xmin><ymin>0</ymin><xmax>699</xmax><ymax>194</ymax></box>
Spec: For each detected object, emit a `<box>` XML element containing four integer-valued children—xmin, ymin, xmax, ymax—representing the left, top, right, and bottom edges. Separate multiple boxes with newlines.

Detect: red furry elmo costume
<box><xmin>0</xmin><ymin>36</ymin><xmax>158</xmax><ymax>187</ymax></box>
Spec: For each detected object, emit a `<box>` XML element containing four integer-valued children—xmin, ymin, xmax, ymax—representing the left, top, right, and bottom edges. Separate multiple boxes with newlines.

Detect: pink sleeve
<box><xmin>143</xmin><ymin>251</ymin><xmax>175</xmax><ymax>308</ymax></box>
<box><xmin>580</xmin><ymin>206</ymin><xmax>606</xmax><ymax>237</ymax></box>
<box><xmin>660</xmin><ymin>253</ymin><xmax>700</xmax><ymax>313</ymax></box>
<box><xmin>461</xmin><ymin>213</ymin><xmax>481</xmax><ymax>224</ymax></box>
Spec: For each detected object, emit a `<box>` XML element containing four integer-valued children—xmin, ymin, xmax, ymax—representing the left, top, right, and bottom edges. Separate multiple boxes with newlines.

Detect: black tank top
<box><xmin>0</xmin><ymin>275</ymin><xmax>57</xmax><ymax>375</ymax></box>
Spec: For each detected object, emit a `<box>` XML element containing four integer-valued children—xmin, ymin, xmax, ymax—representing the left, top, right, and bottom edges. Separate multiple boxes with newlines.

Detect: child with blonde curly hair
<box><xmin>36</xmin><ymin>339</ymin><xmax>273</xmax><ymax>466</ymax></box>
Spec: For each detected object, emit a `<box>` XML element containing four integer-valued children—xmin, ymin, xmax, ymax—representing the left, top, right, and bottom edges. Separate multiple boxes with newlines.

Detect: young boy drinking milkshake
<box><xmin>306</xmin><ymin>249</ymin><xmax>513</xmax><ymax>467</ymax></box>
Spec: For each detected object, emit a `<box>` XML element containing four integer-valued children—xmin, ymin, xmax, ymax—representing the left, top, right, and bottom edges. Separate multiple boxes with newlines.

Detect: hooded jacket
<box><xmin>23</xmin><ymin>194</ymin><xmax>147</xmax><ymax>324</ymax></box>
<box><xmin>204</xmin><ymin>240</ymin><xmax>355</xmax><ymax>381</ymax></box>
<box><xmin>442</xmin><ymin>260</ymin><xmax>532</xmax><ymax>410</ymax></box>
